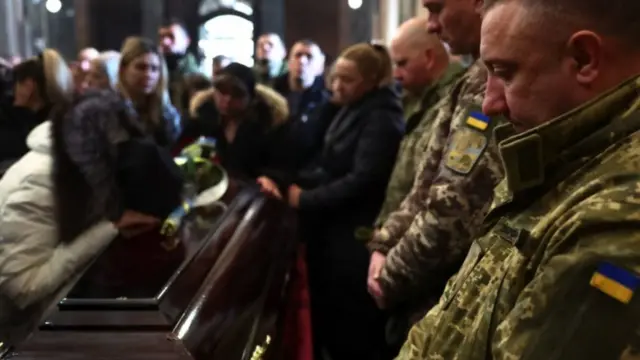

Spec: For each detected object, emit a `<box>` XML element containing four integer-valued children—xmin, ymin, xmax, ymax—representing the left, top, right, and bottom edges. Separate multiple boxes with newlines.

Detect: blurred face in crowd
<box><xmin>331</xmin><ymin>57</ymin><xmax>375</xmax><ymax>104</ymax></box>
<box><xmin>86</xmin><ymin>60</ymin><xmax>111</xmax><ymax>90</ymax></box>
<box><xmin>159</xmin><ymin>24</ymin><xmax>190</xmax><ymax>55</ymax></box>
<box><xmin>288</xmin><ymin>42</ymin><xmax>324</xmax><ymax>88</ymax></box>
<box><xmin>212</xmin><ymin>58</ymin><xmax>231</xmax><ymax>77</ymax></box>
<box><xmin>391</xmin><ymin>38</ymin><xmax>433</xmax><ymax>94</ymax></box>
<box><xmin>121</xmin><ymin>52</ymin><xmax>161</xmax><ymax>96</ymax></box>
<box><xmin>78</xmin><ymin>48</ymin><xmax>99</xmax><ymax>72</ymax></box>
<box><xmin>213</xmin><ymin>79</ymin><xmax>250</xmax><ymax>117</ymax></box>
<box><xmin>13</xmin><ymin>78</ymin><xmax>38</xmax><ymax>107</ymax></box>
<box><xmin>70</xmin><ymin>62</ymin><xmax>88</xmax><ymax>93</ymax></box>
<box><xmin>256</xmin><ymin>34</ymin><xmax>286</xmax><ymax>62</ymax></box>
<box><xmin>481</xmin><ymin>2</ymin><xmax>595</xmax><ymax>132</ymax></box>
<box><xmin>423</xmin><ymin>0</ymin><xmax>482</xmax><ymax>55</ymax></box>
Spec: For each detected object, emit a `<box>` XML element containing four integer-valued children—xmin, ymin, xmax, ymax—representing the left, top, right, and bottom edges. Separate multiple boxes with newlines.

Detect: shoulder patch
<box><xmin>466</xmin><ymin>111</ymin><xmax>491</xmax><ymax>131</ymax></box>
<box><xmin>591</xmin><ymin>262</ymin><xmax>640</xmax><ymax>304</ymax></box>
<box><xmin>444</xmin><ymin>127</ymin><xmax>488</xmax><ymax>174</ymax></box>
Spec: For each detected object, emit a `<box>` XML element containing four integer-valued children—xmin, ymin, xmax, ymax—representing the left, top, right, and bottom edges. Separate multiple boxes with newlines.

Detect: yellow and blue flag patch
<box><xmin>466</xmin><ymin>111</ymin><xmax>490</xmax><ymax>131</ymax></box>
<box><xmin>590</xmin><ymin>262</ymin><xmax>640</xmax><ymax>304</ymax></box>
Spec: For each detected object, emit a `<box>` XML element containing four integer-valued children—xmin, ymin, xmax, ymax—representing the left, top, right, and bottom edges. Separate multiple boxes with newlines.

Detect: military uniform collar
<box><xmin>403</xmin><ymin>62</ymin><xmax>467</xmax><ymax>117</ymax></box>
<box><xmin>496</xmin><ymin>74</ymin><xmax>640</xmax><ymax>195</ymax></box>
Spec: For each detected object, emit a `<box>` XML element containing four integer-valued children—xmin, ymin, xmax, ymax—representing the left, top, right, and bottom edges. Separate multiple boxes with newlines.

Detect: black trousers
<box><xmin>305</xmin><ymin>224</ymin><xmax>395</xmax><ymax>360</ymax></box>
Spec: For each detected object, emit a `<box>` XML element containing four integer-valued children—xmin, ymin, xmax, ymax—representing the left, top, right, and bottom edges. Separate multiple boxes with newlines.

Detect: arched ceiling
<box><xmin>198</xmin><ymin>0</ymin><xmax>253</xmax><ymax>16</ymax></box>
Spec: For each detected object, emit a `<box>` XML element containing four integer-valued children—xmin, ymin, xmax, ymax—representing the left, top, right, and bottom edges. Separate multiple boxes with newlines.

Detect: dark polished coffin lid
<box><xmin>4</xmin><ymin>187</ymin><xmax>298</xmax><ymax>360</ymax></box>
<box><xmin>44</xmin><ymin>186</ymin><xmax>255</xmax><ymax>330</ymax></box>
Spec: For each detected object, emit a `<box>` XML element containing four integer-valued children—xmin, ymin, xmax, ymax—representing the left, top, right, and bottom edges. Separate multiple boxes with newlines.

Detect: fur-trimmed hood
<box><xmin>188</xmin><ymin>83</ymin><xmax>289</xmax><ymax>127</ymax></box>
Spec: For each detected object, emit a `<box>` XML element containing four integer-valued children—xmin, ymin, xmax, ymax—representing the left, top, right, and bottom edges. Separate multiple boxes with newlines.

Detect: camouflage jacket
<box><xmin>397</xmin><ymin>75</ymin><xmax>640</xmax><ymax>360</ymax></box>
<box><xmin>374</xmin><ymin>63</ymin><xmax>466</xmax><ymax>227</ymax></box>
<box><xmin>369</xmin><ymin>61</ymin><xmax>506</xmax><ymax>309</ymax></box>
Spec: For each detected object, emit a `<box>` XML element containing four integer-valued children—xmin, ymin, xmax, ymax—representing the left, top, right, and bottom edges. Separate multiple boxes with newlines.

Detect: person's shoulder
<box><xmin>550</xmin><ymin>169</ymin><xmax>640</xmax><ymax>231</ymax></box>
<box><xmin>0</xmin><ymin>163</ymin><xmax>53</xmax><ymax>216</ymax></box>
<box><xmin>255</xmin><ymin>84</ymin><xmax>289</xmax><ymax>127</ymax></box>
<box><xmin>569</xmin><ymin>131</ymin><xmax>640</xmax><ymax>209</ymax></box>
<box><xmin>366</xmin><ymin>85</ymin><xmax>403</xmax><ymax>114</ymax></box>
<box><xmin>189</xmin><ymin>88</ymin><xmax>215</xmax><ymax>118</ymax></box>
<box><xmin>162</xmin><ymin>101</ymin><xmax>179</xmax><ymax>117</ymax></box>
<box><xmin>447</xmin><ymin>60</ymin><xmax>487</xmax><ymax>109</ymax></box>
<box><xmin>72</xmin><ymin>89</ymin><xmax>124</xmax><ymax>115</ymax></box>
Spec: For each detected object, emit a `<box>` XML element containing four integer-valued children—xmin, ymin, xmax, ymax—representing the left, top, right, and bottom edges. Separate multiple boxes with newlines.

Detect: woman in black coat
<box><xmin>176</xmin><ymin>63</ymin><xmax>290</xmax><ymax>182</ymax></box>
<box><xmin>268</xmin><ymin>43</ymin><xmax>405</xmax><ymax>360</ymax></box>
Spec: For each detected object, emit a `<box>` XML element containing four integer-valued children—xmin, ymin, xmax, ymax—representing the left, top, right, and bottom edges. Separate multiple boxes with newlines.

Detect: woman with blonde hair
<box><xmin>262</xmin><ymin>42</ymin><xmax>404</xmax><ymax>359</ymax></box>
<box><xmin>117</xmin><ymin>36</ymin><xmax>181</xmax><ymax>146</ymax></box>
<box><xmin>85</xmin><ymin>50</ymin><xmax>121</xmax><ymax>90</ymax></box>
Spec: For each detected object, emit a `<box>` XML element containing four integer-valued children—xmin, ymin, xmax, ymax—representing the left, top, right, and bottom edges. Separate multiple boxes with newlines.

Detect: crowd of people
<box><xmin>1</xmin><ymin>0</ymin><xmax>640</xmax><ymax>358</ymax></box>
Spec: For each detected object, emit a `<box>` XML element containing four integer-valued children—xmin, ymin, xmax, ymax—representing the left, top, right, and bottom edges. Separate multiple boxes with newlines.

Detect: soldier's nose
<box><xmin>482</xmin><ymin>76</ymin><xmax>508</xmax><ymax>117</ymax></box>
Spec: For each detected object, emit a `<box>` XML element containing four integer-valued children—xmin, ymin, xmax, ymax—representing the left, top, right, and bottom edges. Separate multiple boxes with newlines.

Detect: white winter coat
<box><xmin>0</xmin><ymin>121</ymin><xmax>117</xmax><ymax>345</ymax></box>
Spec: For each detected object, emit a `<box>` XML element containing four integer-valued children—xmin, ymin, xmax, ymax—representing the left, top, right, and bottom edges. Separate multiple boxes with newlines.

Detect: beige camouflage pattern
<box><xmin>396</xmin><ymin>74</ymin><xmax>640</xmax><ymax>360</ymax></box>
<box><xmin>373</xmin><ymin>63</ymin><xmax>466</xmax><ymax>234</ymax></box>
<box><xmin>369</xmin><ymin>61</ymin><xmax>506</xmax><ymax>308</ymax></box>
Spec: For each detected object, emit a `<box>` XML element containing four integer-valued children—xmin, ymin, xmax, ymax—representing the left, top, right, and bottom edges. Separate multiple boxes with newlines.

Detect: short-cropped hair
<box><xmin>484</xmin><ymin>0</ymin><xmax>640</xmax><ymax>48</ymax></box>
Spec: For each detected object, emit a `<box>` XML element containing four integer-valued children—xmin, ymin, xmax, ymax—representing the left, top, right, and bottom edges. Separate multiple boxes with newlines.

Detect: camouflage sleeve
<box><xmin>367</xmin><ymin>98</ymin><xmax>455</xmax><ymax>255</ymax></box>
<box><xmin>378</xmin><ymin>119</ymin><xmax>505</xmax><ymax>308</ymax></box>
<box><xmin>394</xmin><ymin>302</ymin><xmax>442</xmax><ymax>359</ymax></box>
<box><xmin>373</xmin><ymin>137</ymin><xmax>412</xmax><ymax>229</ymax></box>
<box><xmin>492</xmin><ymin>175</ymin><xmax>640</xmax><ymax>360</ymax></box>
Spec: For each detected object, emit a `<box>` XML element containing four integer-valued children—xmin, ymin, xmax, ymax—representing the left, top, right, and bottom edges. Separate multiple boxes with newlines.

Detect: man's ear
<box><xmin>424</xmin><ymin>48</ymin><xmax>435</xmax><ymax>69</ymax></box>
<box><xmin>566</xmin><ymin>30</ymin><xmax>602</xmax><ymax>85</ymax></box>
<box><xmin>475</xmin><ymin>0</ymin><xmax>485</xmax><ymax>14</ymax></box>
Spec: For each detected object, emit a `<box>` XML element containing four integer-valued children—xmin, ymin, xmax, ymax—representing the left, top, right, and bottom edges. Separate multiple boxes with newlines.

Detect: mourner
<box><xmin>396</xmin><ymin>0</ymin><xmax>640</xmax><ymax>358</ymax></box>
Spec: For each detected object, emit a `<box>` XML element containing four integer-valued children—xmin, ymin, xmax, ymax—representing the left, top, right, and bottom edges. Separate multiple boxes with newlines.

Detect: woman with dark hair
<box><xmin>0</xmin><ymin>49</ymin><xmax>116</xmax><ymax>346</ymax></box>
<box><xmin>0</xmin><ymin>49</ymin><xmax>72</xmax><ymax>168</ymax></box>
<box><xmin>0</xmin><ymin>42</ymin><xmax>185</xmax><ymax>346</ymax></box>
<box><xmin>178</xmin><ymin>62</ymin><xmax>290</xmax><ymax>182</ymax></box>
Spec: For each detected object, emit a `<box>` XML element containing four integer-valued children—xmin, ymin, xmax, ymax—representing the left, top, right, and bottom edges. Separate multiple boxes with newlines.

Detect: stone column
<box><xmin>376</xmin><ymin>0</ymin><xmax>398</xmax><ymax>45</ymax></box>
<box><xmin>74</xmin><ymin>0</ymin><xmax>92</xmax><ymax>50</ymax></box>
<box><xmin>141</xmin><ymin>0</ymin><xmax>164</xmax><ymax>43</ymax></box>
<box><xmin>254</xmin><ymin>0</ymin><xmax>285</xmax><ymax>40</ymax></box>
<box><xmin>0</xmin><ymin>0</ymin><xmax>21</xmax><ymax>56</ymax></box>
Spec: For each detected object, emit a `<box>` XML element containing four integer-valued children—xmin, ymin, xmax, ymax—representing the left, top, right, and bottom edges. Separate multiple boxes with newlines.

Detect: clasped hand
<box><xmin>367</xmin><ymin>250</ymin><xmax>387</xmax><ymax>309</ymax></box>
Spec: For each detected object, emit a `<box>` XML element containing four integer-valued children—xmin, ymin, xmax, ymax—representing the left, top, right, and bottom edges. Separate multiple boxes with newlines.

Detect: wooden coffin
<box><xmin>4</xmin><ymin>187</ymin><xmax>298</xmax><ymax>360</ymax></box>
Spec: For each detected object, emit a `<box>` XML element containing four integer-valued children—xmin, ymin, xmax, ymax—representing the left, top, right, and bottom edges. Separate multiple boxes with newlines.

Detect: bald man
<box><xmin>372</xmin><ymin>17</ymin><xmax>465</xmax><ymax>228</ymax></box>
<box><xmin>364</xmin><ymin>16</ymin><xmax>465</xmax><ymax>347</ymax></box>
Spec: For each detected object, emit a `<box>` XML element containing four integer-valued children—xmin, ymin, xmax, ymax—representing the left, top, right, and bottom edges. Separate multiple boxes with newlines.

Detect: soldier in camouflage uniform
<box><xmin>367</xmin><ymin>0</ymin><xmax>506</xmax><ymax>316</ymax></box>
<box><xmin>396</xmin><ymin>0</ymin><xmax>640</xmax><ymax>358</ymax></box>
<box><xmin>374</xmin><ymin>17</ymin><xmax>465</xmax><ymax>227</ymax></box>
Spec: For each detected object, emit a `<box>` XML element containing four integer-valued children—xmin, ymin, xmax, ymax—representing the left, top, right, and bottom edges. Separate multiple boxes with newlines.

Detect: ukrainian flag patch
<box><xmin>466</xmin><ymin>111</ymin><xmax>490</xmax><ymax>131</ymax></box>
<box><xmin>590</xmin><ymin>262</ymin><xmax>640</xmax><ymax>304</ymax></box>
